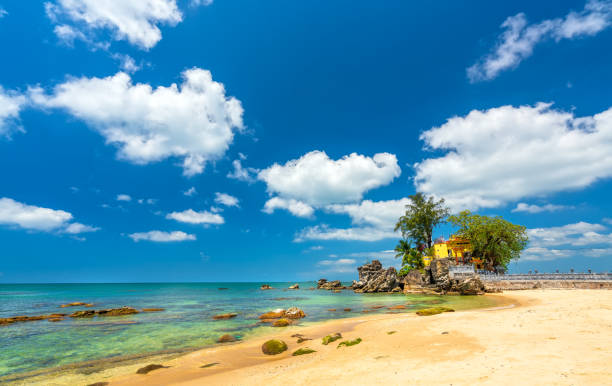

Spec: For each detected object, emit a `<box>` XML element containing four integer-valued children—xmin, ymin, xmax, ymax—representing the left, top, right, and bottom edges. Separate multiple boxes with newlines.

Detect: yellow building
<box><xmin>424</xmin><ymin>235</ymin><xmax>483</xmax><ymax>269</ymax></box>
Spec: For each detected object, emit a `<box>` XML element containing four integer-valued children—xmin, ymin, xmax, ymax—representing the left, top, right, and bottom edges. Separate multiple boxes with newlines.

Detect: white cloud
<box><xmin>523</xmin><ymin>221</ymin><xmax>612</xmax><ymax>261</ymax></box>
<box><xmin>415</xmin><ymin>103</ymin><xmax>612</xmax><ymax>212</ymax></box>
<box><xmin>0</xmin><ymin>87</ymin><xmax>27</xmax><ymax>138</ymax></box>
<box><xmin>111</xmin><ymin>53</ymin><xmax>141</xmax><ymax>73</ymax></box>
<box><xmin>183</xmin><ymin>187</ymin><xmax>197</xmax><ymax>196</ymax></box>
<box><xmin>227</xmin><ymin>158</ymin><xmax>258</xmax><ymax>182</ymax></box>
<box><xmin>318</xmin><ymin>258</ymin><xmax>356</xmax><ymax>266</ymax></box>
<box><xmin>129</xmin><ymin>230</ymin><xmax>195</xmax><ymax>242</ymax></box>
<box><xmin>316</xmin><ymin>258</ymin><xmax>357</xmax><ymax>273</ymax></box>
<box><xmin>116</xmin><ymin>194</ymin><xmax>131</xmax><ymax>202</ymax></box>
<box><xmin>0</xmin><ymin>8</ymin><xmax>8</xmax><ymax>18</ymax></box>
<box><xmin>31</xmin><ymin>68</ymin><xmax>244</xmax><ymax>176</ymax></box>
<box><xmin>262</xmin><ymin>197</ymin><xmax>314</xmax><ymax>218</ymax></box>
<box><xmin>190</xmin><ymin>0</ymin><xmax>213</xmax><ymax>6</ymax></box>
<box><xmin>0</xmin><ymin>197</ymin><xmax>98</xmax><ymax>234</ymax></box>
<box><xmin>166</xmin><ymin>209</ymin><xmax>224</xmax><ymax>225</ymax></box>
<box><xmin>468</xmin><ymin>0</ymin><xmax>612</xmax><ymax>82</ymax></box>
<box><xmin>214</xmin><ymin>192</ymin><xmax>239</xmax><ymax>207</ymax></box>
<box><xmin>45</xmin><ymin>0</ymin><xmax>183</xmax><ymax>50</ymax></box>
<box><xmin>136</xmin><ymin>198</ymin><xmax>156</xmax><ymax>204</ymax></box>
<box><xmin>512</xmin><ymin>202</ymin><xmax>572</xmax><ymax>214</ymax></box>
<box><xmin>295</xmin><ymin>225</ymin><xmax>397</xmax><ymax>242</ymax></box>
<box><xmin>258</xmin><ymin>151</ymin><xmax>400</xmax><ymax>216</ymax></box>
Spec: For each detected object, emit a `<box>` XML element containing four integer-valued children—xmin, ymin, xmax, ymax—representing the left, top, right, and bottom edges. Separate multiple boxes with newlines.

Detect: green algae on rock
<box><xmin>261</xmin><ymin>339</ymin><xmax>288</xmax><ymax>355</ymax></box>
<box><xmin>272</xmin><ymin>318</ymin><xmax>291</xmax><ymax>327</ymax></box>
<box><xmin>321</xmin><ymin>333</ymin><xmax>342</xmax><ymax>345</ymax></box>
<box><xmin>416</xmin><ymin>306</ymin><xmax>455</xmax><ymax>316</ymax></box>
<box><xmin>337</xmin><ymin>338</ymin><xmax>362</xmax><ymax>348</ymax></box>
<box><xmin>292</xmin><ymin>348</ymin><xmax>316</xmax><ymax>356</ymax></box>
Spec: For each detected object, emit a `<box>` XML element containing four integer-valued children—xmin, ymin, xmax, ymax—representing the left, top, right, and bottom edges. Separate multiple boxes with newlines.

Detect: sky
<box><xmin>1</xmin><ymin>0</ymin><xmax>612</xmax><ymax>283</ymax></box>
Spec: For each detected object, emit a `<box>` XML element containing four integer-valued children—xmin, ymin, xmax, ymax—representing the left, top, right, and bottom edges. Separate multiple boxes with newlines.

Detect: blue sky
<box><xmin>1</xmin><ymin>0</ymin><xmax>611</xmax><ymax>283</ymax></box>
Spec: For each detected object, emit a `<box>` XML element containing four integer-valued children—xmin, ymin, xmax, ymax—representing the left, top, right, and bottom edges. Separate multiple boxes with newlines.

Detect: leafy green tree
<box><xmin>448</xmin><ymin>210</ymin><xmax>528</xmax><ymax>272</ymax></box>
<box><xmin>394</xmin><ymin>239</ymin><xmax>424</xmax><ymax>275</ymax></box>
<box><xmin>394</xmin><ymin>193</ymin><xmax>450</xmax><ymax>249</ymax></box>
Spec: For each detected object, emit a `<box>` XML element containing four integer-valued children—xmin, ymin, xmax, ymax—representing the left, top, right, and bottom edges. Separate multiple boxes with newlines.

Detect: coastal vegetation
<box><xmin>448</xmin><ymin>211</ymin><xmax>528</xmax><ymax>272</ymax></box>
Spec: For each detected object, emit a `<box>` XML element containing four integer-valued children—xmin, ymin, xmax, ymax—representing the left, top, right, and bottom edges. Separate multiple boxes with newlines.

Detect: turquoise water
<box><xmin>0</xmin><ymin>282</ymin><xmax>498</xmax><ymax>379</ymax></box>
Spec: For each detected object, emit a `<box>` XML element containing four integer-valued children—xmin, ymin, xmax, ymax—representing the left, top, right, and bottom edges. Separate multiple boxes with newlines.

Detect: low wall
<box><xmin>484</xmin><ymin>280</ymin><xmax>612</xmax><ymax>290</ymax></box>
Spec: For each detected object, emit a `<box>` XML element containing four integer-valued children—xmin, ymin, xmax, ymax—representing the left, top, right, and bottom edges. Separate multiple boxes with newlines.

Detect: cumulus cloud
<box><xmin>214</xmin><ymin>192</ymin><xmax>239</xmax><ymax>207</ymax></box>
<box><xmin>316</xmin><ymin>258</ymin><xmax>357</xmax><ymax>273</ymax></box>
<box><xmin>0</xmin><ymin>7</ymin><xmax>8</xmax><ymax>18</ymax></box>
<box><xmin>259</xmin><ymin>151</ymin><xmax>400</xmax><ymax>216</ymax></box>
<box><xmin>45</xmin><ymin>0</ymin><xmax>183</xmax><ymax>50</ymax></box>
<box><xmin>111</xmin><ymin>53</ymin><xmax>141</xmax><ymax>73</ymax></box>
<box><xmin>263</xmin><ymin>197</ymin><xmax>314</xmax><ymax>218</ymax></box>
<box><xmin>0</xmin><ymin>87</ymin><xmax>27</xmax><ymax>138</ymax></box>
<box><xmin>116</xmin><ymin>194</ymin><xmax>131</xmax><ymax>202</ymax></box>
<box><xmin>129</xmin><ymin>230</ymin><xmax>195</xmax><ymax>242</ymax></box>
<box><xmin>512</xmin><ymin>202</ymin><xmax>572</xmax><ymax>213</ymax></box>
<box><xmin>166</xmin><ymin>209</ymin><xmax>224</xmax><ymax>225</ymax></box>
<box><xmin>295</xmin><ymin>225</ymin><xmax>397</xmax><ymax>242</ymax></box>
<box><xmin>523</xmin><ymin>221</ymin><xmax>612</xmax><ymax>261</ymax></box>
<box><xmin>184</xmin><ymin>187</ymin><xmax>197</xmax><ymax>196</ymax></box>
<box><xmin>415</xmin><ymin>103</ymin><xmax>612</xmax><ymax>212</ymax></box>
<box><xmin>0</xmin><ymin>197</ymin><xmax>98</xmax><ymax>234</ymax></box>
<box><xmin>468</xmin><ymin>0</ymin><xmax>612</xmax><ymax>82</ymax></box>
<box><xmin>227</xmin><ymin>158</ymin><xmax>258</xmax><ymax>183</ymax></box>
<box><xmin>30</xmin><ymin>68</ymin><xmax>244</xmax><ymax>176</ymax></box>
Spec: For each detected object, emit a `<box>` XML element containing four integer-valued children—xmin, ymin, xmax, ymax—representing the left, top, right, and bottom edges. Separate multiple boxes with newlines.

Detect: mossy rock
<box><xmin>272</xmin><ymin>318</ymin><xmax>291</xmax><ymax>327</ymax></box>
<box><xmin>321</xmin><ymin>333</ymin><xmax>342</xmax><ymax>345</ymax></box>
<box><xmin>261</xmin><ymin>339</ymin><xmax>288</xmax><ymax>355</ymax></box>
<box><xmin>416</xmin><ymin>306</ymin><xmax>455</xmax><ymax>316</ymax></box>
<box><xmin>387</xmin><ymin>331</ymin><xmax>397</xmax><ymax>335</ymax></box>
<box><xmin>337</xmin><ymin>338</ymin><xmax>362</xmax><ymax>348</ymax></box>
<box><xmin>292</xmin><ymin>348</ymin><xmax>316</xmax><ymax>356</ymax></box>
<box><xmin>217</xmin><ymin>334</ymin><xmax>237</xmax><ymax>343</ymax></box>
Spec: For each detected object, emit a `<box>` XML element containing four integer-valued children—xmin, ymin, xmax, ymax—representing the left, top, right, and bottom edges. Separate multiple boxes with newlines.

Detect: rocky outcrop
<box><xmin>259</xmin><ymin>307</ymin><xmax>306</xmax><ymax>321</ymax></box>
<box><xmin>353</xmin><ymin>260</ymin><xmax>398</xmax><ymax>293</ymax></box>
<box><xmin>284</xmin><ymin>307</ymin><xmax>306</xmax><ymax>319</ymax></box>
<box><xmin>288</xmin><ymin>283</ymin><xmax>299</xmax><ymax>289</ymax></box>
<box><xmin>317</xmin><ymin>279</ymin><xmax>342</xmax><ymax>290</ymax></box>
<box><xmin>455</xmin><ymin>276</ymin><xmax>486</xmax><ymax>295</ymax></box>
<box><xmin>429</xmin><ymin>258</ymin><xmax>452</xmax><ymax>291</ymax></box>
<box><xmin>260</xmin><ymin>284</ymin><xmax>272</xmax><ymax>290</ymax></box>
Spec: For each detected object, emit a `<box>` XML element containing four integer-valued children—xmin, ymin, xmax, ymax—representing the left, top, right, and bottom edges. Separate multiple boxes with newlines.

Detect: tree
<box><xmin>448</xmin><ymin>210</ymin><xmax>528</xmax><ymax>272</ymax></box>
<box><xmin>394</xmin><ymin>193</ymin><xmax>450</xmax><ymax>249</ymax></box>
<box><xmin>394</xmin><ymin>239</ymin><xmax>424</xmax><ymax>276</ymax></box>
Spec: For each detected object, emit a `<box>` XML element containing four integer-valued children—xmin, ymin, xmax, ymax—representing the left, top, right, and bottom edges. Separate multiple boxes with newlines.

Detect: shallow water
<box><xmin>0</xmin><ymin>282</ymin><xmax>499</xmax><ymax>379</ymax></box>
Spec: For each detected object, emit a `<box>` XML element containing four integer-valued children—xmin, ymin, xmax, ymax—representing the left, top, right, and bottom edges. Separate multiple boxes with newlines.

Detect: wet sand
<box><xmin>59</xmin><ymin>289</ymin><xmax>612</xmax><ymax>386</ymax></box>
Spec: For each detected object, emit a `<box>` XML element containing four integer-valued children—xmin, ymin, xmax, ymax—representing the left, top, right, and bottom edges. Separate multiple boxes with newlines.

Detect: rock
<box><xmin>272</xmin><ymin>318</ymin><xmax>291</xmax><ymax>327</ymax></box>
<box><xmin>60</xmin><ymin>302</ymin><xmax>92</xmax><ymax>308</ymax></box>
<box><xmin>288</xmin><ymin>283</ymin><xmax>299</xmax><ymax>289</ymax></box>
<box><xmin>337</xmin><ymin>338</ymin><xmax>362</xmax><ymax>348</ymax></box>
<box><xmin>402</xmin><ymin>270</ymin><xmax>427</xmax><ymax>288</ymax></box>
<box><xmin>368</xmin><ymin>305</ymin><xmax>385</xmax><ymax>309</ymax></box>
<box><xmin>261</xmin><ymin>339</ymin><xmax>288</xmax><ymax>355</ymax></box>
<box><xmin>70</xmin><ymin>310</ymin><xmax>96</xmax><ymax>318</ymax></box>
<box><xmin>212</xmin><ymin>313</ymin><xmax>238</xmax><ymax>320</ymax></box>
<box><xmin>284</xmin><ymin>307</ymin><xmax>306</xmax><ymax>319</ymax></box>
<box><xmin>429</xmin><ymin>258</ymin><xmax>452</xmax><ymax>291</ymax></box>
<box><xmin>343</xmin><ymin>308</ymin><xmax>351</xmax><ymax>312</ymax></box>
<box><xmin>328</xmin><ymin>309</ymin><xmax>337</xmax><ymax>312</ymax></box>
<box><xmin>259</xmin><ymin>309</ymin><xmax>285</xmax><ymax>319</ymax></box>
<box><xmin>388</xmin><ymin>305</ymin><xmax>406</xmax><ymax>310</ymax></box>
<box><xmin>297</xmin><ymin>337</ymin><xmax>311</xmax><ymax>343</ymax></box>
<box><xmin>391</xmin><ymin>286</ymin><xmax>402</xmax><ymax>293</ymax></box>
<box><xmin>333</xmin><ymin>290</ymin><xmax>341</xmax><ymax>293</ymax></box>
<box><xmin>1</xmin><ymin>314</ymin><xmax>69</xmax><ymax>325</ymax></box>
<box><xmin>136</xmin><ymin>364</ymin><xmax>168</xmax><ymax>374</ymax></box>
<box><xmin>387</xmin><ymin>331</ymin><xmax>397</xmax><ymax>335</ymax></box>
<box><xmin>86</xmin><ymin>382</ymin><xmax>109</xmax><ymax>386</ymax></box>
<box><xmin>455</xmin><ymin>276</ymin><xmax>486</xmax><ymax>295</ymax></box>
<box><xmin>96</xmin><ymin>307</ymin><xmax>139</xmax><ymax>317</ymax></box>
<box><xmin>355</xmin><ymin>260</ymin><xmax>398</xmax><ymax>293</ymax></box>
<box><xmin>48</xmin><ymin>317</ymin><xmax>63</xmax><ymax>322</ymax></box>
<box><xmin>217</xmin><ymin>334</ymin><xmax>237</xmax><ymax>343</ymax></box>
<box><xmin>260</xmin><ymin>284</ymin><xmax>272</xmax><ymax>290</ymax></box>
<box><xmin>200</xmin><ymin>362</ymin><xmax>219</xmax><ymax>368</ymax></box>
<box><xmin>322</xmin><ymin>333</ymin><xmax>342</xmax><ymax>345</ymax></box>
<box><xmin>416</xmin><ymin>306</ymin><xmax>455</xmax><ymax>316</ymax></box>
<box><xmin>292</xmin><ymin>348</ymin><xmax>316</xmax><ymax>356</ymax></box>
<box><xmin>318</xmin><ymin>280</ymin><xmax>342</xmax><ymax>290</ymax></box>
<box><xmin>141</xmin><ymin>308</ymin><xmax>165</xmax><ymax>312</ymax></box>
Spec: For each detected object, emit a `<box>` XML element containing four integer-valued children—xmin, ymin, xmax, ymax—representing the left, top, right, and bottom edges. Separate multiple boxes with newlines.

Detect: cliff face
<box><xmin>352</xmin><ymin>260</ymin><xmax>399</xmax><ymax>293</ymax></box>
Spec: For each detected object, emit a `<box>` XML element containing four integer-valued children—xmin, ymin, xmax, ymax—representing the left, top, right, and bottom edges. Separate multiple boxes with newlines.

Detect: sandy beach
<box><xmin>61</xmin><ymin>289</ymin><xmax>610</xmax><ymax>386</ymax></box>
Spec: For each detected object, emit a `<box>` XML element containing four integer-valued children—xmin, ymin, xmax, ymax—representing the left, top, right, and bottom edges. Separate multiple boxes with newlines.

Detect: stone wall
<box><xmin>484</xmin><ymin>280</ymin><xmax>612</xmax><ymax>290</ymax></box>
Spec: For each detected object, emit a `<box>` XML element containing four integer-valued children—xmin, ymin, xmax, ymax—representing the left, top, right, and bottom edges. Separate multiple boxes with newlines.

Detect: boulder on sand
<box><xmin>455</xmin><ymin>276</ymin><xmax>486</xmax><ymax>295</ymax></box>
<box><xmin>261</xmin><ymin>339</ymin><xmax>288</xmax><ymax>355</ymax></box>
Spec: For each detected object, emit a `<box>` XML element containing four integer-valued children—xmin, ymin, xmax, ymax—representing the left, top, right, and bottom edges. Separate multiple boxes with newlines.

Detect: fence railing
<box><xmin>478</xmin><ymin>272</ymin><xmax>612</xmax><ymax>281</ymax></box>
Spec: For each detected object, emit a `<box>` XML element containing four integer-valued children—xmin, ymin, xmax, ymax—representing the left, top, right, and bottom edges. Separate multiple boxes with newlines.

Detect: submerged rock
<box><xmin>141</xmin><ymin>308</ymin><xmax>165</xmax><ymax>312</ymax></box>
<box><xmin>416</xmin><ymin>306</ymin><xmax>455</xmax><ymax>316</ymax></box>
<box><xmin>343</xmin><ymin>308</ymin><xmax>351</xmax><ymax>312</ymax></box>
<box><xmin>288</xmin><ymin>283</ymin><xmax>299</xmax><ymax>289</ymax></box>
<box><xmin>69</xmin><ymin>310</ymin><xmax>96</xmax><ymax>318</ymax></box>
<box><xmin>272</xmin><ymin>318</ymin><xmax>291</xmax><ymax>327</ymax></box>
<box><xmin>321</xmin><ymin>333</ymin><xmax>342</xmax><ymax>345</ymax></box>
<box><xmin>388</xmin><ymin>305</ymin><xmax>406</xmax><ymax>310</ymax></box>
<box><xmin>136</xmin><ymin>364</ymin><xmax>168</xmax><ymax>374</ymax></box>
<box><xmin>60</xmin><ymin>302</ymin><xmax>93</xmax><ymax>308</ymax></box>
<box><xmin>261</xmin><ymin>339</ymin><xmax>288</xmax><ymax>355</ymax></box>
<box><xmin>284</xmin><ymin>307</ymin><xmax>306</xmax><ymax>319</ymax></box>
<box><xmin>259</xmin><ymin>309</ymin><xmax>285</xmax><ymax>319</ymax></box>
<box><xmin>212</xmin><ymin>312</ymin><xmax>238</xmax><ymax>320</ymax></box>
<box><xmin>96</xmin><ymin>307</ymin><xmax>139</xmax><ymax>317</ymax></box>
<box><xmin>260</xmin><ymin>284</ymin><xmax>272</xmax><ymax>290</ymax></box>
<box><xmin>292</xmin><ymin>347</ymin><xmax>316</xmax><ymax>356</ymax></box>
<box><xmin>217</xmin><ymin>334</ymin><xmax>237</xmax><ymax>343</ymax></box>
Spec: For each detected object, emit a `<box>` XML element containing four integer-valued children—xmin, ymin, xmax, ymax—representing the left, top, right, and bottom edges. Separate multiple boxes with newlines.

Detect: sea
<box><xmin>0</xmin><ymin>282</ymin><xmax>500</xmax><ymax>381</ymax></box>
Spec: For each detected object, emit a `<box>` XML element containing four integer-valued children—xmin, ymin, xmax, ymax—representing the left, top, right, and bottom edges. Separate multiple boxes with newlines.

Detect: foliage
<box><xmin>448</xmin><ymin>210</ymin><xmax>528</xmax><ymax>272</ymax></box>
<box><xmin>394</xmin><ymin>239</ymin><xmax>424</xmax><ymax>274</ymax></box>
<box><xmin>394</xmin><ymin>193</ymin><xmax>450</xmax><ymax>249</ymax></box>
